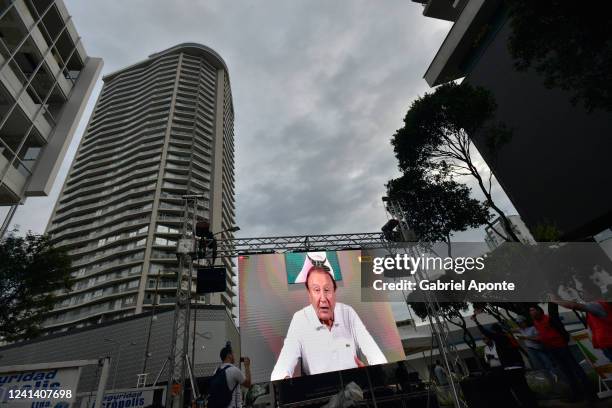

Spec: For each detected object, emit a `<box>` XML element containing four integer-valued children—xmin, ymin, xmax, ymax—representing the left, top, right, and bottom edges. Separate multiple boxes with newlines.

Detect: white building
<box><xmin>0</xmin><ymin>0</ymin><xmax>102</xmax><ymax>232</ymax></box>
<box><xmin>43</xmin><ymin>43</ymin><xmax>236</xmax><ymax>334</ymax></box>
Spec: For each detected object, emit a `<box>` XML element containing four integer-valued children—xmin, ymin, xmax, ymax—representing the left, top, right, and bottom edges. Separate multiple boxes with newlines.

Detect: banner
<box><xmin>79</xmin><ymin>387</ymin><xmax>163</xmax><ymax>408</ymax></box>
<box><xmin>0</xmin><ymin>365</ymin><xmax>81</xmax><ymax>408</ymax></box>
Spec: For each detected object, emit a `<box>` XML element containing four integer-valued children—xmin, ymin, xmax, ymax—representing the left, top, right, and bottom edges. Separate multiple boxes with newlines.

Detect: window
<box><xmin>157</xmin><ymin>224</ymin><xmax>179</xmax><ymax>234</ymax></box>
<box><xmin>149</xmin><ymin>263</ymin><xmax>163</xmax><ymax>273</ymax></box>
<box><xmin>154</xmin><ymin>237</ymin><xmax>176</xmax><ymax>246</ymax></box>
<box><xmin>129</xmin><ymin>265</ymin><xmax>142</xmax><ymax>275</ymax></box>
<box><xmin>128</xmin><ymin>280</ymin><xmax>140</xmax><ymax>289</ymax></box>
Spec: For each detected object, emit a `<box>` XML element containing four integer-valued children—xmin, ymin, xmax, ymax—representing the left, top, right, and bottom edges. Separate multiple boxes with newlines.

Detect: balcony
<box><xmin>50</xmin><ymin>205</ymin><xmax>152</xmax><ymax>238</ymax></box>
<box><xmin>66</xmin><ymin>156</ymin><xmax>159</xmax><ymax>191</ymax></box>
<box><xmin>52</xmin><ymin>217</ymin><xmax>150</xmax><ymax>249</ymax></box>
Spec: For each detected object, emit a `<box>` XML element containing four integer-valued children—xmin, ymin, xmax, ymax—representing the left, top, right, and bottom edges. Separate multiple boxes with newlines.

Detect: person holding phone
<box><xmin>209</xmin><ymin>342</ymin><xmax>251</xmax><ymax>408</ymax></box>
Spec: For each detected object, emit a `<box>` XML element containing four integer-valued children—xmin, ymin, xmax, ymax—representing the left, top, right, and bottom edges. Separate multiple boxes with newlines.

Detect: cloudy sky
<box><xmin>4</xmin><ymin>0</ymin><xmax>515</xmax><ymax>240</ymax></box>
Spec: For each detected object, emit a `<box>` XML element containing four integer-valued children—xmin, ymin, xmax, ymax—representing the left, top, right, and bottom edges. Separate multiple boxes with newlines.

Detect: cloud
<box><xmin>7</xmin><ymin>0</ymin><xmax>519</xmax><ymax>245</ymax></box>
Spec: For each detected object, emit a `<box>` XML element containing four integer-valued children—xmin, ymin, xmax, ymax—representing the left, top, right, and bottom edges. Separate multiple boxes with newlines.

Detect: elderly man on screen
<box><xmin>270</xmin><ymin>253</ymin><xmax>387</xmax><ymax>381</ymax></box>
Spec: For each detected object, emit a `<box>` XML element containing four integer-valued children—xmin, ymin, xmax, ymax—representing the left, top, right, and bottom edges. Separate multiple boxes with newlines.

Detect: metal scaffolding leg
<box><xmin>166</xmin><ymin>195</ymin><xmax>201</xmax><ymax>408</ymax></box>
<box><xmin>383</xmin><ymin>199</ymin><xmax>468</xmax><ymax>408</ymax></box>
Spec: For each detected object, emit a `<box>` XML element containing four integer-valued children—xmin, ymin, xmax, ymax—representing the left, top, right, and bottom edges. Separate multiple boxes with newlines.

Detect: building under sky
<box><xmin>0</xmin><ymin>0</ymin><xmax>102</xmax><ymax>231</ymax></box>
<box><xmin>43</xmin><ymin>43</ymin><xmax>236</xmax><ymax>334</ymax></box>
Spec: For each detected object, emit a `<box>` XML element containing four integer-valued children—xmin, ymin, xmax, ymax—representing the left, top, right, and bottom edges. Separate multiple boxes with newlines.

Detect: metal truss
<box><xmin>214</xmin><ymin>232</ymin><xmax>390</xmax><ymax>257</ymax></box>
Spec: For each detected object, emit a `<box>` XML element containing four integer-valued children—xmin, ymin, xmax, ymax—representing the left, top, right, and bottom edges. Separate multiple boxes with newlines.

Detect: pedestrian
<box><xmin>473</xmin><ymin>313</ymin><xmax>537</xmax><ymax>408</ymax></box>
<box><xmin>529</xmin><ymin>304</ymin><xmax>596</xmax><ymax>403</ymax></box>
<box><xmin>433</xmin><ymin>360</ymin><xmax>448</xmax><ymax>386</ymax></box>
<box><xmin>549</xmin><ymin>282</ymin><xmax>612</xmax><ymax>362</ymax></box>
<box><xmin>483</xmin><ymin>336</ymin><xmax>502</xmax><ymax>369</ymax></box>
<box><xmin>514</xmin><ymin>316</ymin><xmax>554</xmax><ymax>371</ymax></box>
<box><xmin>207</xmin><ymin>342</ymin><xmax>251</xmax><ymax>408</ymax></box>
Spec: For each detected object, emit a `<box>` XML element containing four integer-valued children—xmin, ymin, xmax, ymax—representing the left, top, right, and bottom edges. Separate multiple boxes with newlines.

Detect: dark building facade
<box><xmin>416</xmin><ymin>0</ymin><xmax>612</xmax><ymax>240</ymax></box>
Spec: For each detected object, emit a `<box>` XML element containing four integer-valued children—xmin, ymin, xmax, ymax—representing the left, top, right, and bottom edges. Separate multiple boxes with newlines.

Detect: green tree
<box><xmin>387</xmin><ymin>167</ymin><xmax>491</xmax><ymax>255</ymax></box>
<box><xmin>391</xmin><ymin>82</ymin><xmax>517</xmax><ymax>242</ymax></box>
<box><xmin>507</xmin><ymin>1</ymin><xmax>612</xmax><ymax>112</ymax></box>
<box><xmin>0</xmin><ymin>232</ymin><xmax>72</xmax><ymax>341</ymax></box>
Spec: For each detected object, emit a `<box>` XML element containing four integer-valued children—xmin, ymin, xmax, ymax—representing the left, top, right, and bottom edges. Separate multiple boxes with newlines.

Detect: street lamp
<box><xmin>104</xmin><ymin>338</ymin><xmax>136</xmax><ymax>389</ymax></box>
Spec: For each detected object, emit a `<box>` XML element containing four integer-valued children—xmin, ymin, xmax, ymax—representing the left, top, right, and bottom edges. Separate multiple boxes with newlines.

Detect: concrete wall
<box><xmin>0</xmin><ymin>306</ymin><xmax>239</xmax><ymax>394</ymax></box>
<box><xmin>465</xmin><ymin>16</ymin><xmax>612</xmax><ymax>240</ymax></box>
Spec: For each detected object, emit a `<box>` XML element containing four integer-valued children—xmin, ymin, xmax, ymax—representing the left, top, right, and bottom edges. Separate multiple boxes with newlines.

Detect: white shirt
<box><xmin>484</xmin><ymin>344</ymin><xmax>501</xmax><ymax>368</ymax></box>
<box><xmin>216</xmin><ymin>363</ymin><xmax>244</xmax><ymax>408</ymax></box>
<box><xmin>270</xmin><ymin>303</ymin><xmax>387</xmax><ymax>380</ymax></box>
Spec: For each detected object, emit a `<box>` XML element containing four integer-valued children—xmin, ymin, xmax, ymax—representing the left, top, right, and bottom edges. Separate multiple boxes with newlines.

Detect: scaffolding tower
<box><xmin>383</xmin><ymin>197</ymin><xmax>468</xmax><ymax>408</ymax></box>
<box><xmin>165</xmin><ymin>195</ymin><xmax>202</xmax><ymax>408</ymax></box>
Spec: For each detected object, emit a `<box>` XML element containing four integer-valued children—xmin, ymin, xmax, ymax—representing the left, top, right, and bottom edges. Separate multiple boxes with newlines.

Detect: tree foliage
<box><xmin>387</xmin><ymin>167</ymin><xmax>491</xmax><ymax>249</ymax></box>
<box><xmin>507</xmin><ymin>0</ymin><xmax>612</xmax><ymax>112</ymax></box>
<box><xmin>391</xmin><ymin>82</ymin><xmax>517</xmax><ymax>241</ymax></box>
<box><xmin>0</xmin><ymin>232</ymin><xmax>72</xmax><ymax>341</ymax></box>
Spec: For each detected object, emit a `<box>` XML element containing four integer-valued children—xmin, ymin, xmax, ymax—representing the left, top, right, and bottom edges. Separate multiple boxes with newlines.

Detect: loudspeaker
<box><xmin>196</xmin><ymin>267</ymin><xmax>226</xmax><ymax>293</ymax></box>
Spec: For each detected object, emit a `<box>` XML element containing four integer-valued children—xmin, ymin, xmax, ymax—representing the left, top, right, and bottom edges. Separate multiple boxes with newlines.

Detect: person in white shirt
<box><xmin>483</xmin><ymin>337</ymin><xmax>501</xmax><ymax>368</ymax></box>
<box><xmin>214</xmin><ymin>343</ymin><xmax>251</xmax><ymax>408</ymax></box>
<box><xmin>270</xmin><ymin>265</ymin><xmax>387</xmax><ymax>381</ymax></box>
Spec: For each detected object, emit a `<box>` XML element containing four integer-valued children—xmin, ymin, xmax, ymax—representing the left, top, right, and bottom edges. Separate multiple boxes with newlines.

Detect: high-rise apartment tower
<box><xmin>0</xmin><ymin>0</ymin><xmax>102</xmax><ymax>228</ymax></box>
<box><xmin>44</xmin><ymin>43</ymin><xmax>236</xmax><ymax>334</ymax></box>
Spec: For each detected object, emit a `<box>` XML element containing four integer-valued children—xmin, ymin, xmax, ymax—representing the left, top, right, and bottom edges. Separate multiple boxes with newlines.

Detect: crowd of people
<box><xmin>457</xmin><ymin>285</ymin><xmax>612</xmax><ymax>405</ymax></box>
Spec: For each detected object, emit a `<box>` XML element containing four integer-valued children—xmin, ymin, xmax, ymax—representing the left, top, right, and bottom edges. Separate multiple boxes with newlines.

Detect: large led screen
<box><xmin>239</xmin><ymin>250</ymin><xmax>405</xmax><ymax>384</ymax></box>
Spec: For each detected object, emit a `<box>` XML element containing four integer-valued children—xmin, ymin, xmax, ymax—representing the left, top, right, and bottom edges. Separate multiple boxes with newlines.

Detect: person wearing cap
<box><xmin>270</xmin><ymin>253</ymin><xmax>387</xmax><ymax>380</ymax></box>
